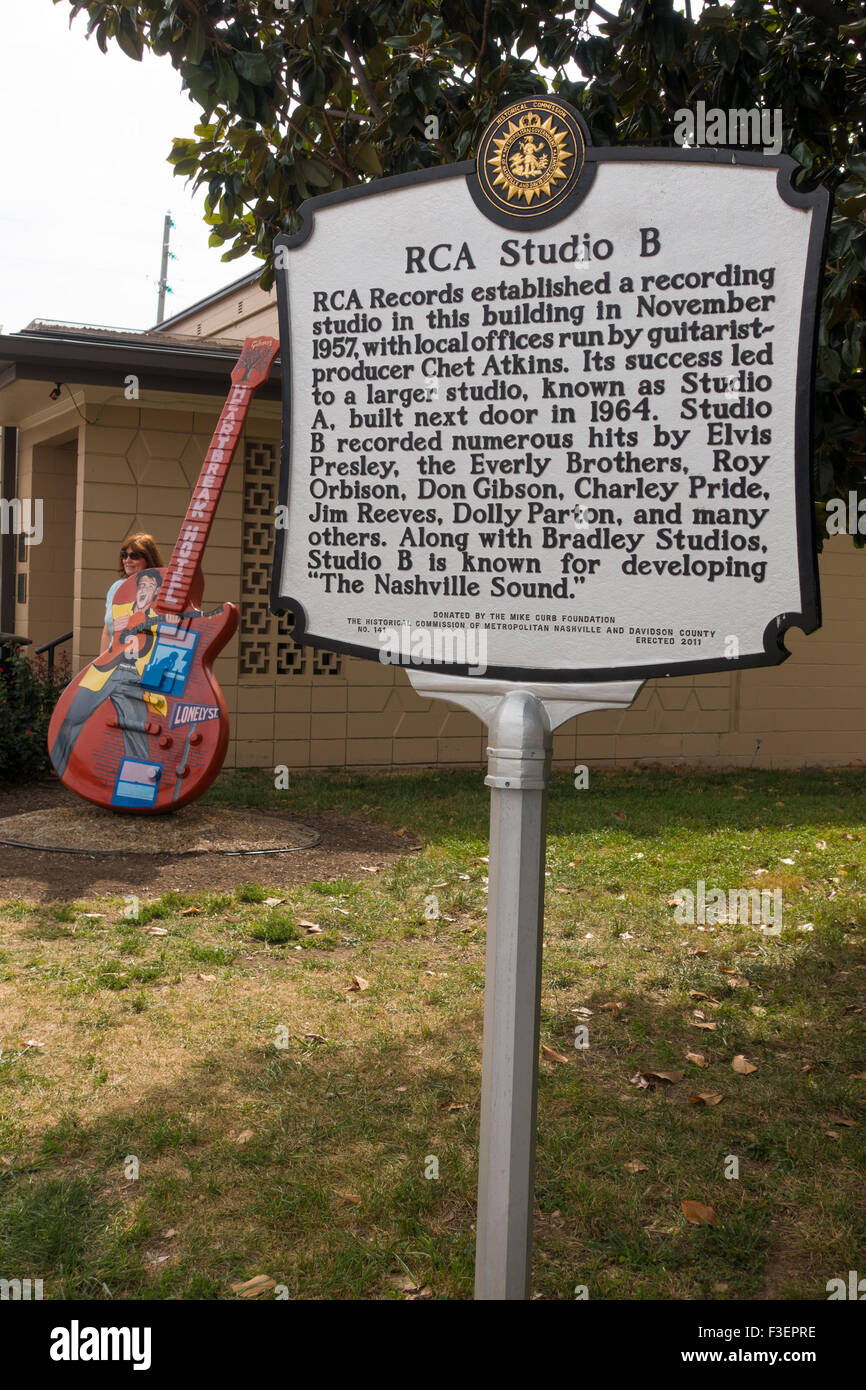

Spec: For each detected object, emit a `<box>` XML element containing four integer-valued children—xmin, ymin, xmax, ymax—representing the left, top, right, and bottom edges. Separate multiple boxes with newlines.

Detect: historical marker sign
<box><xmin>272</xmin><ymin>101</ymin><xmax>829</xmax><ymax>680</ymax></box>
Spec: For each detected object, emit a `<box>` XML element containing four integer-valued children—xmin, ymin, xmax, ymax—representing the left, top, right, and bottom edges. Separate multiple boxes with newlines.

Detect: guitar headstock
<box><xmin>231</xmin><ymin>336</ymin><xmax>280</xmax><ymax>388</ymax></box>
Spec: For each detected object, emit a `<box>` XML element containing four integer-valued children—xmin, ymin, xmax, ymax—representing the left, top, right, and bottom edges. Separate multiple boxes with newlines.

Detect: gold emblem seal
<box><xmin>475</xmin><ymin>98</ymin><xmax>586</xmax><ymax>223</ymax></box>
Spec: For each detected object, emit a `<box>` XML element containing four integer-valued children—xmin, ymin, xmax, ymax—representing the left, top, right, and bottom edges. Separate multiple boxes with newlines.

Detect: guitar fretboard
<box><xmin>156</xmin><ymin>381</ymin><xmax>253</xmax><ymax>615</ymax></box>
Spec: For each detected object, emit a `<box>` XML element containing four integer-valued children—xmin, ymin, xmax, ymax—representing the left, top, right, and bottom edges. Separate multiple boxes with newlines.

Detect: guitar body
<box><xmin>46</xmin><ymin>335</ymin><xmax>278</xmax><ymax>814</ymax></box>
<box><xmin>48</xmin><ymin>570</ymin><xmax>239</xmax><ymax>812</ymax></box>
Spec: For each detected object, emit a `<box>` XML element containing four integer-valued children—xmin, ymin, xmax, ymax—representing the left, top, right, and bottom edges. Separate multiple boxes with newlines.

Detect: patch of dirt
<box><xmin>0</xmin><ymin>805</ymin><xmax>321</xmax><ymax>855</ymax></box>
<box><xmin>753</xmin><ymin>1234</ymin><xmax>812</xmax><ymax>1300</ymax></box>
<box><xmin>0</xmin><ymin>781</ymin><xmax>421</xmax><ymax>901</ymax></box>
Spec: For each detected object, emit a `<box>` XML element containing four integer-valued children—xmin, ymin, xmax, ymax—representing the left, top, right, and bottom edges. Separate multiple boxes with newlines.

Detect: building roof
<box><xmin>153</xmin><ymin>269</ymin><xmax>262</xmax><ymax>332</ymax></box>
<box><xmin>0</xmin><ymin>320</ymin><xmax>281</xmax><ymax>419</ymax></box>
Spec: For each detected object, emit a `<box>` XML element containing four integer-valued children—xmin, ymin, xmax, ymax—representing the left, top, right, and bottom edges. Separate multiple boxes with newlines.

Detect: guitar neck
<box><xmin>155</xmin><ymin>337</ymin><xmax>278</xmax><ymax>615</ymax></box>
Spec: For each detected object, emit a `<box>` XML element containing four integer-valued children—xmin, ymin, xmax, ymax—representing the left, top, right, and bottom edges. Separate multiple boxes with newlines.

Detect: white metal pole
<box><xmin>475</xmin><ymin>689</ymin><xmax>551</xmax><ymax>1300</ymax></box>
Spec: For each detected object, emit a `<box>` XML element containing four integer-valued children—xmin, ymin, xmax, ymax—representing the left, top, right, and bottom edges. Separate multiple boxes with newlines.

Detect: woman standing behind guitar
<box><xmin>99</xmin><ymin>533</ymin><xmax>165</xmax><ymax>653</ymax></box>
<box><xmin>51</xmin><ymin>564</ymin><xmax>165</xmax><ymax>780</ymax></box>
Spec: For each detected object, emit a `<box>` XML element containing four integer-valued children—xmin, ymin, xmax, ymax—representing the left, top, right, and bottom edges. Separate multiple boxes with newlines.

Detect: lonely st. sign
<box><xmin>271</xmin><ymin>99</ymin><xmax>830</xmax><ymax>682</ymax></box>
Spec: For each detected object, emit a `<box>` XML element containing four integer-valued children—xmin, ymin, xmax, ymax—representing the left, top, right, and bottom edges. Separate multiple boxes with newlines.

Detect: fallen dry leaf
<box><xmin>693</xmin><ymin>1021</ymin><xmax>718</xmax><ymax>1031</ymax></box>
<box><xmin>689</xmin><ymin>1091</ymin><xmax>724</xmax><ymax>1106</ymax></box>
<box><xmin>347</xmin><ymin>975</ymin><xmax>370</xmax><ymax>992</ymax></box>
<box><xmin>542</xmin><ymin>1045</ymin><xmax>570</xmax><ymax>1065</ymax></box>
<box><xmin>162</xmin><ymin>1229</ymin><xmax>178</xmax><ymax>1239</ymax></box>
<box><xmin>692</xmin><ymin>948</ymin><xmax>710</xmax><ymax>957</ymax></box>
<box><xmin>643</xmin><ymin>1069</ymin><xmax>684</xmax><ymax>1085</ymax></box>
<box><xmin>195</xmin><ymin>972</ymin><xmax>217</xmax><ymax>982</ymax></box>
<box><xmin>231</xmin><ymin>1275</ymin><xmax>276</xmax><ymax>1298</ymax></box>
<box><xmin>851</xmin><ymin>1072</ymin><xmax>866</xmax><ymax>1081</ymax></box>
<box><xmin>624</xmin><ymin>1160</ymin><xmax>648</xmax><ymax>1174</ymax></box>
<box><xmin>681</xmin><ymin>1199</ymin><xmax>716</xmax><ymax>1226</ymax></box>
<box><xmin>732</xmin><ymin>1055</ymin><xmax>757</xmax><ymax>1074</ymax></box>
<box><xmin>442</xmin><ymin>1102</ymin><xmax>468</xmax><ymax>1112</ymax></box>
<box><xmin>144</xmin><ymin>926</ymin><xmax>168</xmax><ymax>936</ymax></box>
<box><xmin>83</xmin><ymin>913</ymin><xmax>104</xmax><ymax>919</ymax></box>
<box><xmin>601</xmin><ymin>1001</ymin><xmax>624</xmax><ymax>1012</ymax></box>
<box><xmin>180</xmin><ymin>907</ymin><xmax>200</xmax><ymax>917</ymax></box>
<box><xmin>235</xmin><ymin>1129</ymin><xmax>255</xmax><ymax>1145</ymax></box>
<box><xmin>337</xmin><ymin>1191</ymin><xmax>362</xmax><ymax>1205</ymax></box>
<box><xmin>298</xmin><ymin>919</ymin><xmax>319</xmax><ymax>929</ymax></box>
<box><xmin>828</xmin><ymin>1114</ymin><xmax>856</xmax><ymax>1127</ymax></box>
<box><xmin>686</xmin><ymin>1052</ymin><xmax>709</xmax><ymax>1068</ymax></box>
<box><xmin>263</xmin><ymin>897</ymin><xmax>284</xmax><ymax>907</ymax></box>
<box><xmin>360</xmin><ymin>865</ymin><xmax>382</xmax><ymax>873</ymax></box>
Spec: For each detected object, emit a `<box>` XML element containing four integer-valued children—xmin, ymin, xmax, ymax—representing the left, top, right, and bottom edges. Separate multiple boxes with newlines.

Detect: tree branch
<box><xmin>794</xmin><ymin>0</ymin><xmax>853</xmax><ymax>25</ymax></box>
<box><xmin>287</xmin><ymin>117</ymin><xmax>359</xmax><ymax>182</ymax></box>
<box><xmin>589</xmin><ymin>1</ymin><xmax>620</xmax><ymax>23</ymax></box>
<box><xmin>338</xmin><ymin>26</ymin><xmax>387</xmax><ymax>123</ymax></box>
<box><xmin>320</xmin><ymin>108</ymin><xmax>357</xmax><ymax>181</ymax></box>
<box><xmin>475</xmin><ymin>0</ymin><xmax>491</xmax><ymax>100</ymax></box>
<box><xmin>177</xmin><ymin>0</ymin><xmax>234</xmax><ymax>54</ymax></box>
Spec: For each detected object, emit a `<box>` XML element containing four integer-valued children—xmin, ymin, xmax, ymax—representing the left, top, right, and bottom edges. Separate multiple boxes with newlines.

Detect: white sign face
<box><xmin>272</xmin><ymin>110</ymin><xmax>828</xmax><ymax>681</ymax></box>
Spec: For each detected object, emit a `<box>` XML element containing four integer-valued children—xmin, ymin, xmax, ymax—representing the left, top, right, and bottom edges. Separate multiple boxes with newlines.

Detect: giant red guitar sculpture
<box><xmin>48</xmin><ymin>336</ymin><xmax>279</xmax><ymax>812</ymax></box>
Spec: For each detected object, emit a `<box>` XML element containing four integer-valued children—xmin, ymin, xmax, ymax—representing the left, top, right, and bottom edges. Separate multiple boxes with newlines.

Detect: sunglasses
<box><xmin>121</xmin><ymin>550</ymin><xmax>144</xmax><ymax>560</ymax></box>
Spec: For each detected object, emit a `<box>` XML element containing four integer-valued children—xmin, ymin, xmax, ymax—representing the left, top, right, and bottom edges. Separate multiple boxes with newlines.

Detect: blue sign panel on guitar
<box><xmin>112</xmin><ymin>758</ymin><xmax>163</xmax><ymax>808</ymax></box>
<box><xmin>141</xmin><ymin>626</ymin><xmax>200</xmax><ymax>697</ymax></box>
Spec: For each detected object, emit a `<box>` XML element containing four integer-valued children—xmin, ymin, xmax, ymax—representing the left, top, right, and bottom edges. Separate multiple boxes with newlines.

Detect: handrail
<box><xmin>34</xmin><ymin>631</ymin><xmax>73</xmax><ymax>677</ymax></box>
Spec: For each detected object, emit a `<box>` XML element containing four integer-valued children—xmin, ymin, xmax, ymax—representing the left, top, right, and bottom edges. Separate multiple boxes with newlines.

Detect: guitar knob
<box><xmin>158</xmin><ymin>735</ymin><xmax>173</xmax><ymax>749</ymax></box>
<box><xmin>189</xmin><ymin>733</ymin><xmax>203</xmax><ymax>746</ymax></box>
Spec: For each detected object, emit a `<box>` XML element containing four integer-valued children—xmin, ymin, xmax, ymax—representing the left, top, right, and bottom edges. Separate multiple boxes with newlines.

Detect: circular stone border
<box><xmin>0</xmin><ymin>805</ymin><xmax>322</xmax><ymax>857</ymax></box>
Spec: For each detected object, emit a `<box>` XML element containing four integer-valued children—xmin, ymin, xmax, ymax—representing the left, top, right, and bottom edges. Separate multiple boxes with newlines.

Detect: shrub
<box><xmin>0</xmin><ymin>648</ymin><xmax>70</xmax><ymax>783</ymax></box>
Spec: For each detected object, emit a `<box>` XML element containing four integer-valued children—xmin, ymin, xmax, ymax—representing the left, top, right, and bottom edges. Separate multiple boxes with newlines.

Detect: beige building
<box><xmin>0</xmin><ymin>270</ymin><xmax>863</xmax><ymax>772</ymax></box>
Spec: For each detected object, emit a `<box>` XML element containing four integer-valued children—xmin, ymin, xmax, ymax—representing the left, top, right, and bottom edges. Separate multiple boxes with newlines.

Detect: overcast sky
<box><xmin>0</xmin><ymin>1</ymin><xmax>261</xmax><ymax>335</ymax></box>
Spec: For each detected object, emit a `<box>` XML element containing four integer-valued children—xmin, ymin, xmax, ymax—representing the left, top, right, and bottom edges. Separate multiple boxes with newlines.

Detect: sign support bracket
<box><xmin>407</xmin><ymin>672</ymin><xmax>642</xmax><ymax>1299</ymax></box>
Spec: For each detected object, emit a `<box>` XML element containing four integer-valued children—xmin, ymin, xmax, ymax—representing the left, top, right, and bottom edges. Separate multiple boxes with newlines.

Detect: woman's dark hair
<box><xmin>118</xmin><ymin>532</ymin><xmax>164</xmax><ymax>575</ymax></box>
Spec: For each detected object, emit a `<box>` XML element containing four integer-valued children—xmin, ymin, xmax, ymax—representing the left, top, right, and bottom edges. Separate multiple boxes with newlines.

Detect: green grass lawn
<box><xmin>0</xmin><ymin>766</ymin><xmax>864</xmax><ymax>1300</ymax></box>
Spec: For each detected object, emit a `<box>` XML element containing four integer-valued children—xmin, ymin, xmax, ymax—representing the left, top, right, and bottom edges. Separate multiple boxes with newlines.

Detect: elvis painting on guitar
<box><xmin>47</xmin><ymin>336</ymin><xmax>279</xmax><ymax>813</ymax></box>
